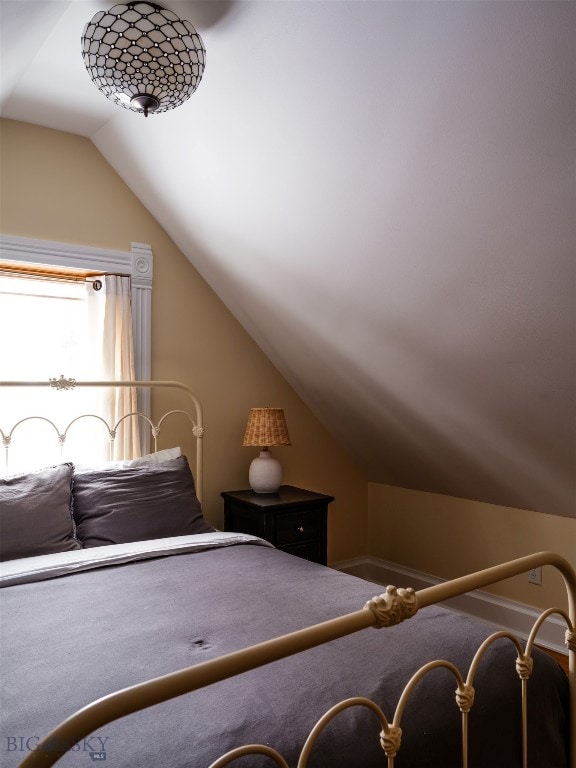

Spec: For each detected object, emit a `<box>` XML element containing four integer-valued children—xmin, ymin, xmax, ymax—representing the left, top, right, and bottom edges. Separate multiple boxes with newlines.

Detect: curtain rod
<box><xmin>0</xmin><ymin>268</ymin><xmax>129</xmax><ymax>284</ymax></box>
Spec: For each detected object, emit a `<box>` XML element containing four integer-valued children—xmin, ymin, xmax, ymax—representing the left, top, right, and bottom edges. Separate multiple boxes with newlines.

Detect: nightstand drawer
<box><xmin>275</xmin><ymin>508</ymin><xmax>321</xmax><ymax>545</ymax></box>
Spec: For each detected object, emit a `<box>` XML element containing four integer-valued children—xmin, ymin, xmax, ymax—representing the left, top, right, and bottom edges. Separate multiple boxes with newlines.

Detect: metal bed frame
<box><xmin>1</xmin><ymin>380</ymin><xmax>574</xmax><ymax>768</ymax></box>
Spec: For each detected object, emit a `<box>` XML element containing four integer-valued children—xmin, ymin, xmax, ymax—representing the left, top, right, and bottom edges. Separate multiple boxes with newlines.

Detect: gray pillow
<box><xmin>0</xmin><ymin>463</ymin><xmax>81</xmax><ymax>561</ymax></box>
<box><xmin>72</xmin><ymin>455</ymin><xmax>214</xmax><ymax>548</ymax></box>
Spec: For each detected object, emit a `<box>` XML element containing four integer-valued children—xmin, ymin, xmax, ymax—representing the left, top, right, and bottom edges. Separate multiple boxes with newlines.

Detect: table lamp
<box><xmin>242</xmin><ymin>408</ymin><xmax>291</xmax><ymax>493</ymax></box>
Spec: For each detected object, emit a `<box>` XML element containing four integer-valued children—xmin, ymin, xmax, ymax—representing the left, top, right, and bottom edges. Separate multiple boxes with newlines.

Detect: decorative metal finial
<box><xmin>49</xmin><ymin>375</ymin><xmax>76</xmax><ymax>391</ymax></box>
<box><xmin>364</xmin><ymin>585</ymin><xmax>418</xmax><ymax>628</ymax></box>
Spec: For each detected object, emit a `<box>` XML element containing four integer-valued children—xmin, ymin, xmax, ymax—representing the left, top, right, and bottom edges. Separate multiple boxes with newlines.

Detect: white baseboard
<box><xmin>331</xmin><ymin>555</ymin><xmax>568</xmax><ymax>656</ymax></box>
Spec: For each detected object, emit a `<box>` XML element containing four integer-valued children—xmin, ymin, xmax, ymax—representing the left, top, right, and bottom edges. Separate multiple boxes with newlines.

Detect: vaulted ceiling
<box><xmin>1</xmin><ymin>1</ymin><xmax>574</xmax><ymax>517</ymax></box>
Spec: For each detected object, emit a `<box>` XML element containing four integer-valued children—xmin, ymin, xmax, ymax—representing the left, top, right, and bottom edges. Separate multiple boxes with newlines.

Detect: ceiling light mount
<box><xmin>130</xmin><ymin>93</ymin><xmax>160</xmax><ymax>117</ymax></box>
<box><xmin>81</xmin><ymin>1</ymin><xmax>206</xmax><ymax>117</ymax></box>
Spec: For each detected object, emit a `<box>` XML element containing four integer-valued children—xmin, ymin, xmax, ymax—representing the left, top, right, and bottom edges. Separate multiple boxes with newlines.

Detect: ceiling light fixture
<box><xmin>81</xmin><ymin>1</ymin><xmax>206</xmax><ymax>117</ymax></box>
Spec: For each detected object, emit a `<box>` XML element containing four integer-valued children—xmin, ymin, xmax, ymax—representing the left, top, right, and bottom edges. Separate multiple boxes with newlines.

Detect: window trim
<box><xmin>0</xmin><ymin>234</ymin><xmax>153</xmax><ymax>447</ymax></box>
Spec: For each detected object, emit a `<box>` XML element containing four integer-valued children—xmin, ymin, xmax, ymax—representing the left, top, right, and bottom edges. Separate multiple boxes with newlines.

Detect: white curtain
<box><xmin>86</xmin><ymin>275</ymin><xmax>141</xmax><ymax>460</ymax></box>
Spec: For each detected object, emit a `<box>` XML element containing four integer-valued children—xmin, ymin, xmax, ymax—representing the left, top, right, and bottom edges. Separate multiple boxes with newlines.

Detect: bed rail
<box><xmin>0</xmin><ymin>378</ymin><xmax>204</xmax><ymax>501</ymax></box>
<box><xmin>15</xmin><ymin>551</ymin><xmax>576</xmax><ymax>768</ymax></box>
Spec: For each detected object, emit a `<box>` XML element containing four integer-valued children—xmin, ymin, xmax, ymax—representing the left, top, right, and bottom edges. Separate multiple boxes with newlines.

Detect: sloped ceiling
<box><xmin>1</xmin><ymin>1</ymin><xmax>574</xmax><ymax>517</ymax></box>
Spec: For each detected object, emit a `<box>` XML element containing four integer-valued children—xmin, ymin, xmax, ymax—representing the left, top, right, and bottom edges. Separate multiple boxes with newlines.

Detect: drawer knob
<box><xmin>296</xmin><ymin>525</ymin><xmax>305</xmax><ymax>534</ymax></box>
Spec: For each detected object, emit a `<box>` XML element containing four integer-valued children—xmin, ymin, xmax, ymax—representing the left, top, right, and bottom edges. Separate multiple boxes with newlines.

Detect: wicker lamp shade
<box><xmin>81</xmin><ymin>1</ymin><xmax>205</xmax><ymax>117</ymax></box>
<box><xmin>242</xmin><ymin>408</ymin><xmax>291</xmax><ymax>448</ymax></box>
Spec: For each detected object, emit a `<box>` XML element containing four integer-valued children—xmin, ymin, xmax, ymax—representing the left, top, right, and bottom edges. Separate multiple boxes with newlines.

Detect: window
<box><xmin>0</xmin><ymin>270</ymin><xmax>97</xmax><ymax>380</ymax></box>
<box><xmin>0</xmin><ymin>234</ymin><xmax>152</xmax><ymax>383</ymax></box>
<box><xmin>0</xmin><ymin>272</ymin><xmax>104</xmax><ymax>470</ymax></box>
<box><xmin>0</xmin><ymin>235</ymin><xmax>153</xmax><ymax>470</ymax></box>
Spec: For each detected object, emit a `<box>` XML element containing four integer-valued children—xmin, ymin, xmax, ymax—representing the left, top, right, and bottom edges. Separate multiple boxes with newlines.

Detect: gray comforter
<box><xmin>0</xmin><ymin>535</ymin><xmax>569</xmax><ymax>767</ymax></box>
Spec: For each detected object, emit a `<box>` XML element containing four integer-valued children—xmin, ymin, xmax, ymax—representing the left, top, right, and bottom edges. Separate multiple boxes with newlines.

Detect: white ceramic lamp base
<box><xmin>249</xmin><ymin>449</ymin><xmax>282</xmax><ymax>493</ymax></box>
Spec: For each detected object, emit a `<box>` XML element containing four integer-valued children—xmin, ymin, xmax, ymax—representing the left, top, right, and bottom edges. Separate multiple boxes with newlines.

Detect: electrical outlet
<box><xmin>528</xmin><ymin>567</ymin><xmax>542</xmax><ymax>586</ymax></box>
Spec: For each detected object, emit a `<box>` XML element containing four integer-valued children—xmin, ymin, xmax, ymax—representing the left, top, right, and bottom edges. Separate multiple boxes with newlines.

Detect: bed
<box><xmin>0</xmin><ymin>379</ymin><xmax>574</xmax><ymax>768</ymax></box>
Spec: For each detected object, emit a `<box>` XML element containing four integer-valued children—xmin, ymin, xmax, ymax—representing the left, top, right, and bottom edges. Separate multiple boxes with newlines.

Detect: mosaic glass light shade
<box><xmin>81</xmin><ymin>1</ymin><xmax>205</xmax><ymax>117</ymax></box>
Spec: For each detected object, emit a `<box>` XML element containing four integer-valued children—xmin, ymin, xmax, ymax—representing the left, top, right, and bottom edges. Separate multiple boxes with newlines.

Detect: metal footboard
<box><xmin>16</xmin><ymin>551</ymin><xmax>576</xmax><ymax>768</ymax></box>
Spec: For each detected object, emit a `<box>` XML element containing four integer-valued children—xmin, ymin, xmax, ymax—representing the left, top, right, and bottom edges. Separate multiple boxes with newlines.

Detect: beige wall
<box><xmin>368</xmin><ymin>482</ymin><xmax>575</xmax><ymax>611</ymax></box>
<box><xmin>0</xmin><ymin>118</ymin><xmax>367</xmax><ymax>562</ymax></box>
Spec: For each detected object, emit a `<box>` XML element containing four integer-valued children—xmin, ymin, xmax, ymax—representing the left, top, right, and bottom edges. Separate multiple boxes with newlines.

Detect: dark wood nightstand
<box><xmin>221</xmin><ymin>485</ymin><xmax>334</xmax><ymax>565</ymax></box>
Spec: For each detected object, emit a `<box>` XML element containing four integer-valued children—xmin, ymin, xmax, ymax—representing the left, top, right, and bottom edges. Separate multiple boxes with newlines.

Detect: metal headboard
<box><xmin>0</xmin><ymin>378</ymin><xmax>204</xmax><ymax>502</ymax></box>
